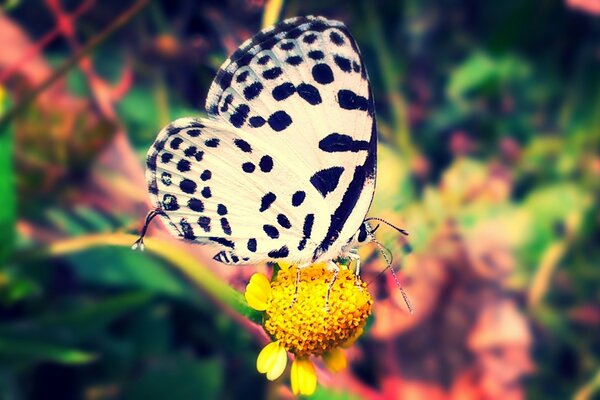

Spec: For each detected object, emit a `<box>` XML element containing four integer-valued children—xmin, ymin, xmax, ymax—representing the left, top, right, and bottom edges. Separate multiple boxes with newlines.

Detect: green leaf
<box><xmin>0</xmin><ymin>88</ymin><xmax>15</xmax><ymax>263</ymax></box>
<box><xmin>63</xmin><ymin>247</ymin><xmax>196</xmax><ymax>300</ymax></box>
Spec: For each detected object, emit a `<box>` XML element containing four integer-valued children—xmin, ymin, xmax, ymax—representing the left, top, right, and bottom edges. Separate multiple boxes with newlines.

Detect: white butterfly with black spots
<box><xmin>143</xmin><ymin>15</ymin><xmax>378</xmax><ymax>270</ymax></box>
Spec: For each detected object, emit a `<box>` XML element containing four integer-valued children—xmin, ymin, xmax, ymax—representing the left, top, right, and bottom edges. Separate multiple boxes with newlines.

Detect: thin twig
<box><xmin>0</xmin><ymin>0</ymin><xmax>149</xmax><ymax>129</ymax></box>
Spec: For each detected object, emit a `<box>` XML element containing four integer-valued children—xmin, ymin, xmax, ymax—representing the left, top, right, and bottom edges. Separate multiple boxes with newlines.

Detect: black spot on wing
<box><xmin>180</xmin><ymin>179</ymin><xmax>197</xmax><ymax>194</ymax></box>
<box><xmin>188</xmin><ymin>198</ymin><xmax>204</xmax><ymax>212</ymax></box>
<box><xmin>201</xmin><ymin>186</ymin><xmax>212</xmax><ymax>198</ymax></box>
<box><xmin>308</xmin><ymin>50</ymin><xmax>324</xmax><ymax>60</ymax></box>
<box><xmin>162</xmin><ymin>194</ymin><xmax>179</xmax><ymax>211</ymax></box>
<box><xmin>194</xmin><ymin>151</ymin><xmax>204</xmax><ymax>162</ymax></box>
<box><xmin>217</xmin><ymin>71</ymin><xmax>233</xmax><ymax>91</ymax></box>
<box><xmin>209</xmin><ymin>237</ymin><xmax>234</xmax><ymax>248</ymax></box>
<box><xmin>277</xmin><ymin>214</ymin><xmax>292</xmax><ymax>229</ymax></box>
<box><xmin>263</xmin><ymin>224</ymin><xmax>280</xmax><ymax>239</ymax></box>
<box><xmin>319</xmin><ymin>133</ymin><xmax>370</xmax><ymax>153</ymax></box>
<box><xmin>263</xmin><ymin>67</ymin><xmax>283</xmax><ymax>80</ymax></box>
<box><xmin>280</xmin><ymin>41</ymin><xmax>295</xmax><ymax>50</ymax></box>
<box><xmin>170</xmin><ymin>137</ymin><xmax>183</xmax><ymax>150</ymax></box>
<box><xmin>303</xmin><ymin>214</ymin><xmax>314</xmax><ymax>238</ymax></box>
<box><xmin>249</xmin><ymin>116</ymin><xmax>266</xmax><ymax>128</ymax></box>
<box><xmin>272</xmin><ymin>82</ymin><xmax>296</xmax><ymax>101</ymax></box>
<box><xmin>177</xmin><ymin>159</ymin><xmax>191</xmax><ymax>172</ymax></box>
<box><xmin>337</xmin><ymin>89</ymin><xmax>368</xmax><ymax>111</ymax></box>
<box><xmin>217</xmin><ymin>204</ymin><xmax>228</xmax><ymax>215</ymax></box>
<box><xmin>220</xmin><ymin>94</ymin><xmax>234</xmax><ymax>112</ymax></box>
<box><xmin>243</xmin><ymin>82</ymin><xmax>263</xmax><ymax>101</ymax></box>
<box><xmin>220</xmin><ymin>218</ymin><xmax>232</xmax><ymax>235</ymax></box>
<box><xmin>236</xmin><ymin>70</ymin><xmax>249</xmax><ymax>83</ymax></box>
<box><xmin>161</xmin><ymin>172</ymin><xmax>171</xmax><ymax>186</ymax></box>
<box><xmin>146</xmin><ymin>157</ymin><xmax>157</xmax><ymax>171</ymax></box>
<box><xmin>234</xmin><ymin>139</ymin><xmax>252</xmax><ymax>153</ymax></box>
<box><xmin>260</xmin><ymin>192</ymin><xmax>276</xmax><ymax>212</ymax></box>
<box><xmin>296</xmin><ymin>83</ymin><xmax>322</xmax><ymax>105</ymax></box>
<box><xmin>329</xmin><ymin>31</ymin><xmax>345</xmax><ymax>45</ymax></box>
<box><xmin>184</xmin><ymin>146</ymin><xmax>197</xmax><ymax>157</ymax></box>
<box><xmin>286</xmin><ymin>56</ymin><xmax>303</xmax><ymax>66</ymax></box>
<box><xmin>259</xmin><ymin>155</ymin><xmax>273</xmax><ymax>172</ymax></box>
<box><xmin>310</xmin><ymin>167</ymin><xmax>344</xmax><ymax>197</ymax></box>
<box><xmin>247</xmin><ymin>238</ymin><xmax>257</xmax><ymax>252</ymax></box>
<box><xmin>180</xmin><ymin>219</ymin><xmax>195</xmax><ymax>240</ymax></box>
<box><xmin>268</xmin><ymin>111</ymin><xmax>292</xmax><ymax>132</ymax></box>
<box><xmin>333</xmin><ymin>55</ymin><xmax>352</xmax><ymax>72</ymax></box>
<box><xmin>148</xmin><ymin>180</ymin><xmax>158</xmax><ymax>195</ymax></box>
<box><xmin>198</xmin><ymin>216</ymin><xmax>211</xmax><ymax>232</ymax></box>
<box><xmin>205</xmin><ymin>138</ymin><xmax>220</xmax><ymax>148</ymax></box>
<box><xmin>257</xmin><ymin>55</ymin><xmax>270</xmax><ymax>65</ymax></box>
<box><xmin>230</xmin><ymin>104</ymin><xmax>251</xmax><ymax>128</ymax></box>
<box><xmin>298</xmin><ymin>213</ymin><xmax>314</xmax><ymax>251</ymax></box>
<box><xmin>200</xmin><ymin>170</ymin><xmax>211</xmax><ymax>181</ymax></box>
<box><xmin>268</xmin><ymin>245</ymin><xmax>289</xmax><ymax>258</ymax></box>
<box><xmin>242</xmin><ymin>162</ymin><xmax>255</xmax><ymax>173</ymax></box>
<box><xmin>186</xmin><ymin>128</ymin><xmax>201</xmax><ymax>137</ymax></box>
<box><xmin>312</xmin><ymin>64</ymin><xmax>334</xmax><ymax>85</ymax></box>
<box><xmin>303</xmin><ymin>33</ymin><xmax>317</xmax><ymax>44</ymax></box>
<box><xmin>292</xmin><ymin>191</ymin><xmax>305</xmax><ymax>206</ymax></box>
<box><xmin>161</xmin><ymin>153</ymin><xmax>173</xmax><ymax>163</ymax></box>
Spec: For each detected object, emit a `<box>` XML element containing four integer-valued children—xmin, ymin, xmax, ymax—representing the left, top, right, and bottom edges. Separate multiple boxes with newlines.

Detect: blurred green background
<box><xmin>1</xmin><ymin>0</ymin><xmax>599</xmax><ymax>399</ymax></box>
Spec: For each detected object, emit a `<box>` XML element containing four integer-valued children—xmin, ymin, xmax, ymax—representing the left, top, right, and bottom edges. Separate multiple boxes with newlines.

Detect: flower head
<box><xmin>245</xmin><ymin>262</ymin><xmax>373</xmax><ymax>395</ymax></box>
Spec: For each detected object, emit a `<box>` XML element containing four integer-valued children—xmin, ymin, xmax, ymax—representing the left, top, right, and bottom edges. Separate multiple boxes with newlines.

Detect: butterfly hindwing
<box><xmin>146</xmin><ymin>16</ymin><xmax>377</xmax><ymax>264</ymax></box>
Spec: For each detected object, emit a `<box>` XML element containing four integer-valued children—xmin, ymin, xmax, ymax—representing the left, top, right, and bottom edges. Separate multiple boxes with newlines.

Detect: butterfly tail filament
<box><xmin>131</xmin><ymin>208</ymin><xmax>165</xmax><ymax>251</ymax></box>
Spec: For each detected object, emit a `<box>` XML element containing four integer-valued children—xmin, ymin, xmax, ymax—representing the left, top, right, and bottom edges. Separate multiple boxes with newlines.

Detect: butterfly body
<box><xmin>145</xmin><ymin>16</ymin><xmax>377</xmax><ymax>267</ymax></box>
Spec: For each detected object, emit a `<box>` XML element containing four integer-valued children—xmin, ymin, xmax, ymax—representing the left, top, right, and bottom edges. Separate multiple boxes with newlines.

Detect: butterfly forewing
<box><xmin>146</xmin><ymin>16</ymin><xmax>377</xmax><ymax>265</ymax></box>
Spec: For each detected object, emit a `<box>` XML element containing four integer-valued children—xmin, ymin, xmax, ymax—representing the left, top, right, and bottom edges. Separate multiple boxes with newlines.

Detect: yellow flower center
<box><xmin>263</xmin><ymin>264</ymin><xmax>373</xmax><ymax>358</ymax></box>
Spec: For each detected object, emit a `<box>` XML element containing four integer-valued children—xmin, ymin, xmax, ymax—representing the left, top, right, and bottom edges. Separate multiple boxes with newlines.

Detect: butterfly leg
<box><xmin>289</xmin><ymin>267</ymin><xmax>302</xmax><ymax>308</ymax></box>
<box><xmin>347</xmin><ymin>249</ymin><xmax>363</xmax><ymax>290</ymax></box>
<box><xmin>348</xmin><ymin>249</ymin><xmax>361</xmax><ymax>276</ymax></box>
<box><xmin>325</xmin><ymin>261</ymin><xmax>340</xmax><ymax>313</ymax></box>
<box><xmin>289</xmin><ymin>263</ymin><xmax>311</xmax><ymax>308</ymax></box>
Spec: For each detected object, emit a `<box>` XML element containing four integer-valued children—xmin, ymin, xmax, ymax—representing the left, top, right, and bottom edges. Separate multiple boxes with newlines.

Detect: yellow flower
<box><xmin>245</xmin><ymin>263</ymin><xmax>373</xmax><ymax>395</ymax></box>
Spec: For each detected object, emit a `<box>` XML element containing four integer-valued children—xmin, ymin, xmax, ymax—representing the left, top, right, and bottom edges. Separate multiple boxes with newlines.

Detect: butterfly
<box><xmin>139</xmin><ymin>16</ymin><xmax>384</xmax><ymax>273</ymax></box>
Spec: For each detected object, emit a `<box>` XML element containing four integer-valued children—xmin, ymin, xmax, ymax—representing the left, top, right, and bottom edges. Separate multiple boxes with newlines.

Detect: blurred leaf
<box><xmin>0</xmin><ymin>336</ymin><xmax>96</xmax><ymax>365</ymax></box>
<box><xmin>29</xmin><ymin>291</ymin><xmax>155</xmax><ymax>337</ymax></box>
<box><xmin>122</xmin><ymin>357</ymin><xmax>223</xmax><ymax>400</ymax></box>
<box><xmin>309</xmin><ymin>386</ymin><xmax>362</xmax><ymax>400</ymax></box>
<box><xmin>0</xmin><ymin>86</ymin><xmax>15</xmax><ymax>263</ymax></box>
<box><xmin>118</xmin><ymin>87</ymin><xmax>159</xmax><ymax>144</ymax></box>
<box><xmin>447</xmin><ymin>52</ymin><xmax>529</xmax><ymax>99</ymax></box>
<box><xmin>64</xmin><ymin>247</ymin><xmax>195</xmax><ymax>299</ymax></box>
<box><xmin>519</xmin><ymin>183</ymin><xmax>592</xmax><ymax>265</ymax></box>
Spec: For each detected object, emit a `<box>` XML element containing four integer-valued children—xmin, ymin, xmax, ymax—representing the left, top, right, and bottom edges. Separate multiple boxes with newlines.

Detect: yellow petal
<box><xmin>256</xmin><ymin>341</ymin><xmax>287</xmax><ymax>381</ymax></box>
<box><xmin>322</xmin><ymin>348</ymin><xmax>347</xmax><ymax>372</ymax></box>
<box><xmin>245</xmin><ymin>273</ymin><xmax>271</xmax><ymax>311</ymax></box>
<box><xmin>290</xmin><ymin>358</ymin><xmax>317</xmax><ymax>396</ymax></box>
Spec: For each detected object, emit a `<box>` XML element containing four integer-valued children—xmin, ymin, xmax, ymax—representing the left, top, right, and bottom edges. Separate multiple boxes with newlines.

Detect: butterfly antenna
<box><xmin>365</xmin><ymin>217</ymin><xmax>409</xmax><ymax>236</ymax></box>
<box><xmin>131</xmin><ymin>208</ymin><xmax>164</xmax><ymax>251</ymax></box>
<box><xmin>367</xmin><ymin>232</ymin><xmax>414</xmax><ymax>315</ymax></box>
